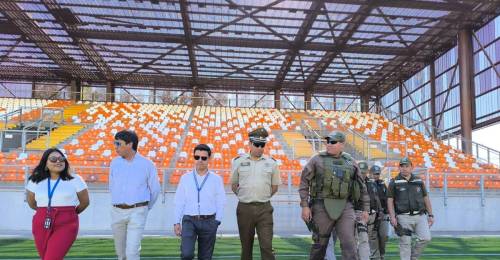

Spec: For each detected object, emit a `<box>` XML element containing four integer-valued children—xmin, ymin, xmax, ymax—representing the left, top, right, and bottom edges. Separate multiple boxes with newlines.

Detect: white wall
<box><xmin>2</xmin><ymin>190</ymin><xmax>499</xmax><ymax>235</ymax></box>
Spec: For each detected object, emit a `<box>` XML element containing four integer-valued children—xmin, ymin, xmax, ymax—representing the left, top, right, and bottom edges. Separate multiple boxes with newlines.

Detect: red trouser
<box><xmin>32</xmin><ymin>206</ymin><xmax>79</xmax><ymax>260</ymax></box>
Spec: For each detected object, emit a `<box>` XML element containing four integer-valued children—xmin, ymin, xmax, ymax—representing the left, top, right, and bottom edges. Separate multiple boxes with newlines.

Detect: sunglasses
<box><xmin>252</xmin><ymin>142</ymin><xmax>266</xmax><ymax>148</ymax></box>
<box><xmin>327</xmin><ymin>140</ymin><xmax>339</xmax><ymax>145</ymax></box>
<box><xmin>48</xmin><ymin>156</ymin><xmax>65</xmax><ymax>163</ymax></box>
<box><xmin>194</xmin><ymin>155</ymin><xmax>208</xmax><ymax>161</ymax></box>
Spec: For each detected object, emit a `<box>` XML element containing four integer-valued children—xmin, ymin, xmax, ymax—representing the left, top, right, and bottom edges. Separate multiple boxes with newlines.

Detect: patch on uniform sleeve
<box><xmin>241</xmin><ymin>162</ymin><xmax>250</xmax><ymax>166</ymax></box>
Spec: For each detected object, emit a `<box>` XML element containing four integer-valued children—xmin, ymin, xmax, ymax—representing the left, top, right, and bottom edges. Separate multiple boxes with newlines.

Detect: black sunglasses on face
<box><xmin>252</xmin><ymin>142</ymin><xmax>266</xmax><ymax>148</ymax></box>
<box><xmin>194</xmin><ymin>155</ymin><xmax>208</xmax><ymax>161</ymax></box>
<box><xmin>327</xmin><ymin>140</ymin><xmax>339</xmax><ymax>145</ymax></box>
<box><xmin>48</xmin><ymin>156</ymin><xmax>65</xmax><ymax>163</ymax></box>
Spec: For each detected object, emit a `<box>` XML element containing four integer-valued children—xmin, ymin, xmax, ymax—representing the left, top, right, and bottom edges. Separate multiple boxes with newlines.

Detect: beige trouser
<box><xmin>356</xmin><ymin>211</ymin><xmax>376</xmax><ymax>260</ymax></box>
<box><xmin>369</xmin><ymin>214</ymin><xmax>389</xmax><ymax>260</ymax></box>
<box><xmin>396</xmin><ymin>214</ymin><xmax>431</xmax><ymax>260</ymax></box>
<box><xmin>111</xmin><ymin>206</ymin><xmax>149</xmax><ymax>260</ymax></box>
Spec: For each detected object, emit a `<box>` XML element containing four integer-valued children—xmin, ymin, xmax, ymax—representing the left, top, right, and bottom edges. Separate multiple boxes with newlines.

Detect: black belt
<box><xmin>186</xmin><ymin>214</ymin><xmax>215</xmax><ymax>220</ymax></box>
<box><xmin>310</xmin><ymin>198</ymin><xmax>324</xmax><ymax>204</ymax></box>
<box><xmin>113</xmin><ymin>201</ymin><xmax>148</xmax><ymax>209</ymax></box>
<box><xmin>398</xmin><ymin>210</ymin><xmax>425</xmax><ymax>216</ymax></box>
<box><xmin>239</xmin><ymin>201</ymin><xmax>270</xmax><ymax>206</ymax></box>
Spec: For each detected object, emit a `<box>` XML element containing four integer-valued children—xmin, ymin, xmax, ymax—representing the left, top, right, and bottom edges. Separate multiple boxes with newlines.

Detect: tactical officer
<box><xmin>355</xmin><ymin>161</ymin><xmax>382</xmax><ymax>260</ymax></box>
<box><xmin>371</xmin><ymin>165</ymin><xmax>389</xmax><ymax>260</ymax></box>
<box><xmin>299</xmin><ymin>131</ymin><xmax>370</xmax><ymax>260</ymax></box>
<box><xmin>231</xmin><ymin>127</ymin><xmax>281</xmax><ymax>260</ymax></box>
<box><xmin>387</xmin><ymin>157</ymin><xmax>434</xmax><ymax>260</ymax></box>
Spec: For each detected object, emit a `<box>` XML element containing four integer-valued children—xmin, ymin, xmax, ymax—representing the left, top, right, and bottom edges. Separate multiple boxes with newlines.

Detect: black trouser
<box><xmin>181</xmin><ymin>215</ymin><xmax>219</xmax><ymax>260</ymax></box>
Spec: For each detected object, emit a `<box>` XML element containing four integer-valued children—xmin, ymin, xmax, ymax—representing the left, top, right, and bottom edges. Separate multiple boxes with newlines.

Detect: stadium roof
<box><xmin>0</xmin><ymin>0</ymin><xmax>498</xmax><ymax>95</ymax></box>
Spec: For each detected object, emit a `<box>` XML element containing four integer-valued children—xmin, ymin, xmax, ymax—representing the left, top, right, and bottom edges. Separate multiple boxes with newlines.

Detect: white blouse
<box><xmin>26</xmin><ymin>174</ymin><xmax>88</xmax><ymax>207</ymax></box>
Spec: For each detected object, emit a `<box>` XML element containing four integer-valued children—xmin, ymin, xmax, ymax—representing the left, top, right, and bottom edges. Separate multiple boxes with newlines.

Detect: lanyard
<box><xmin>193</xmin><ymin>170</ymin><xmax>210</xmax><ymax>215</ymax></box>
<box><xmin>47</xmin><ymin>177</ymin><xmax>61</xmax><ymax>212</ymax></box>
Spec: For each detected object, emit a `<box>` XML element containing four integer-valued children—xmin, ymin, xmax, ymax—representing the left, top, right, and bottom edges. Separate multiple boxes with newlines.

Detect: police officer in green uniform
<box><xmin>299</xmin><ymin>131</ymin><xmax>370</xmax><ymax>260</ymax></box>
<box><xmin>355</xmin><ymin>161</ymin><xmax>382</xmax><ymax>260</ymax></box>
<box><xmin>231</xmin><ymin>127</ymin><xmax>281</xmax><ymax>260</ymax></box>
<box><xmin>387</xmin><ymin>157</ymin><xmax>434</xmax><ymax>260</ymax></box>
<box><xmin>371</xmin><ymin>165</ymin><xmax>389</xmax><ymax>260</ymax></box>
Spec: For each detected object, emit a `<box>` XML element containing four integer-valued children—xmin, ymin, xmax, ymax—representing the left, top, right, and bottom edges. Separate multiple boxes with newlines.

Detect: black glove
<box><xmin>305</xmin><ymin>220</ymin><xmax>317</xmax><ymax>233</ymax></box>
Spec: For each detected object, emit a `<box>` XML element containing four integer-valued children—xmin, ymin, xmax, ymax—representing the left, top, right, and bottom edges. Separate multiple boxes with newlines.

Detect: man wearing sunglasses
<box><xmin>173</xmin><ymin>144</ymin><xmax>226</xmax><ymax>260</ymax></box>
<box><xmin>231</xmin><ymin>127</ymin><xmax>281</xmax><ymax>260</ymax></box>
<box><xmin>299</xmin><ymin>131</ymin><xmax>370</xmax><ymax>260</ymax></box>
<box><xmin>109</xmin><ymin>130</ymin><xmax>161</xmax><ymax>260</ymax></box>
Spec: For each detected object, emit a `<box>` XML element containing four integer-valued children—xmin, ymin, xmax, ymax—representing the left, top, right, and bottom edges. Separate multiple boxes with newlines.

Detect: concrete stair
<box><xmin>63</xmin><ymin>104</ymin><xmax>90</xmax><ymax>121</ymax></box>
<box><xmin>281</xmin><ymin>131</ymin><xmax>314</xmax><ymax>159</ymax></box>
<box><xmin>290</xmin><ymin>112</ymin><xmax>320</xmax><ymax>129</ymax></box>
<box><xmin>25</xmin><ymin>124</ymin><xmax>85</xmax><ymax>150</ymax></box>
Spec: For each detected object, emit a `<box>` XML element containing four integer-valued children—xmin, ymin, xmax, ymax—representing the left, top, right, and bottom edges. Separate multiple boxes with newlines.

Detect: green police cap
<box><xmin>248</xmin><ymin>127</ymin><xmax>269</xmax><ymax>143</ymax></box>
<box><xmin>370</xmin><ymin>165</ymin><xmax>382</xmax><ymax>174</ymax></box>
<box><xmin>325</xmin><ymin>131</ymin><xmax>345</xmax><ymax>143</ymax></box>
<box><xmin>358</xmin><ymin>161</ymin><xmax>369</xmax><ymax>171</ymax></box>
<box><xmin>399</xmin><ymin>157</ymin><xmax>412</xmax><ymax>166</ymax></box>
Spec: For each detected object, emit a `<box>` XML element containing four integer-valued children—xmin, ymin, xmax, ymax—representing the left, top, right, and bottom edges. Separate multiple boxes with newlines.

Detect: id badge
<box><xmin>44</xmin><ymin>216</ymin><xmax>52</xmax><ymax>229</ymax></box>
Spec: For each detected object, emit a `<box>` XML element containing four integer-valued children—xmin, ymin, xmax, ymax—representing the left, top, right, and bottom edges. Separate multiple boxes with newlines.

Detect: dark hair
<box><xmin>29</xmin><ymin>148</ymin><xmax>72</xmax><ymax>184</ymax></box>
<box><xmin>115</xmin><ymin>130</ymin><xmax>139</xmax><ymax>151</ymax></box>
<box><xmin>194</xmin><ymin>144</ymin><xmax>212</xmax><ymax>157</ymax></box>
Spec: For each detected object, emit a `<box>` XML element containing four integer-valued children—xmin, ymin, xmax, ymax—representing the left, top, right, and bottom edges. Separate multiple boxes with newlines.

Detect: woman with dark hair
<box><xmin>26</xmin><ymin>148</ymin><xmax>89</xmax><ymax>260</ymax></box>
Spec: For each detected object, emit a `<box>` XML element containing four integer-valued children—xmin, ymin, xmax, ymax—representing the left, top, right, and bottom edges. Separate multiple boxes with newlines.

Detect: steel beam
<box><xmin>0</xmin><ymin>2</ymin><xmax>96</xmax><ymax>80</ymax></box>
<box><xmin>458</xmin><ymin>28</ymin><xmax>475</xmax><ymax>154</ymax></box>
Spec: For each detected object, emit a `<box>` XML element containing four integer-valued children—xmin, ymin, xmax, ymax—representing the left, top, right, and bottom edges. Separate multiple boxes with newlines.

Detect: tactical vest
<box><xmin>392</xmin><ymin>176</ymin><xmax>425</xmax><ymax>214</ymax></box>
<box><xmin>354</xmin><ymin>178</ymin><xmax>378</xmax><ymax>211</ymax></box>
<box><xmin>310</xmin><ymin>152</ymin><xmax>358</xmax><ymax>201</ymax></box>
<box><xmin>366</xmin><ymin>179</ymin><xmax>379</xmax><ymax>211</ymax></box>
<box><xmin>375</xmin><ymin>180</ymin><xmax>388</xmax><ymax>212</ymax></box>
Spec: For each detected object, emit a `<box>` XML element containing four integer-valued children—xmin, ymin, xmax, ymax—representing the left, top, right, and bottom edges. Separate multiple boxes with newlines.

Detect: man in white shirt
<box><xmin>174</xmin><ymin>144</ymin><xmax>226</xmax><ymax>260</ymax></box>
<box><xmin>109</xmin><ymin>130</ymin><xmax>161</xmax><ymax>260</ymax></box>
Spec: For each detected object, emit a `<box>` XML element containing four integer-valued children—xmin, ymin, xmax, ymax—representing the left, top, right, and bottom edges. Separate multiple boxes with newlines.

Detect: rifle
<box><xmin>304</xmin><ymin>199</ymin><xmax>318</xmax><ymax>233</ymax></box>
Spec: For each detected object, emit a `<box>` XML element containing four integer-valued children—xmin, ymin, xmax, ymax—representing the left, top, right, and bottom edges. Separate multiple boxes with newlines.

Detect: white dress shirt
<box><xmin>109</xmin><ymin>153</ymin><xmax>161</xmax><ymax>209</ymax></box>
<box><xmin>174</xmin><ymin>169</ymin><xmax>226</xmax><ymax>224</ymax></box>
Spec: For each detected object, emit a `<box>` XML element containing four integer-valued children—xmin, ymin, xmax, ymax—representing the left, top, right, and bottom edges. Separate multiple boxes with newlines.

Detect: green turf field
<box><xmin>0</xmin><ymin>237</ymin><xmax>499</xmax><ymax>259</ymax></box>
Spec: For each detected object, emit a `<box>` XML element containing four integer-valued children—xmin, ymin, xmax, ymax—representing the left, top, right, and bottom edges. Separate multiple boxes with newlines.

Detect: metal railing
<box><xmin>0</xmin><ymin>108</ymin><xmax>23</xmax><ymax>127</ymax></box>
<box><xmin>292</xmin><ymin>139</ymin><xmax>324</xmax><ymax>159</ymax></box>
<box><xmin>7</xmin><ymin>89</ymin><xmax>364</xmax><ymax>111</ymax></box>
<box><xmin>1</xmin><ymin>164</ymin><xmax>497</xmax><ymax>207</ymax></box>
<box><xmin>381</xmin><ymin>108</ymin><xmax>500</xmax><ymax>168</ymax></box>
<box><xmin>383</xmin><ymin>166</ymin><xmax>500</xmax><ymax>207</ymax></box>
<box><xmin>0</xmin><ymin>129</ymin><xmax>50</xmax><ymax>152</ymax></box>
<box><xmin>1</xmin><ymin>93</ymin><xmax>497</xmax><ymax>167</ymax></box>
